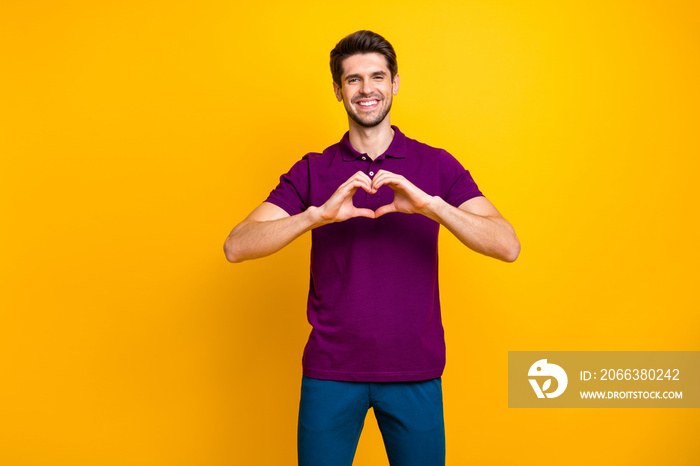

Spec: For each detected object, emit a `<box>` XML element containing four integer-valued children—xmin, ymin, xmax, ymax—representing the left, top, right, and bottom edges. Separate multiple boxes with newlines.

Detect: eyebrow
<box><xmin>344</xmin><ymin>70</ymin><xmax>388</xmax><ymax>81</ymax></box>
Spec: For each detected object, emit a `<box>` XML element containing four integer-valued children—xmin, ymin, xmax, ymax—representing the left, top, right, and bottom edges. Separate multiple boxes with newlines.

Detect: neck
<box><xmin>347</xmin><ymin>117</ymin><xmax>395</xmax><ymax>160</ymax></box>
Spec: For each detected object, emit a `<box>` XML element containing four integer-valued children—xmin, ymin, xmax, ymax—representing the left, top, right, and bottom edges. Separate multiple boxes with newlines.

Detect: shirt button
<box><xmin>362</xmin><ymin>156</ymin><xmax>367</xmax><ymax>161</ymax></box>
<box><xmin>369</xmin><ymin>171</ymin><xmax>374</xmax><ymax>176</ymax></box>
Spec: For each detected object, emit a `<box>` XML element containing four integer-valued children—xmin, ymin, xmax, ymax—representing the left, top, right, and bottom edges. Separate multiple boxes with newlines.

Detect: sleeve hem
<box><xmin>263</xmin><ymin>197</ymin><xmax>300</xmax><ymax>217</ymax></box>
<box><xmin>448</xmin><ymin>191</ymin><xmax>484</xmax><ymax>208</ymax></box>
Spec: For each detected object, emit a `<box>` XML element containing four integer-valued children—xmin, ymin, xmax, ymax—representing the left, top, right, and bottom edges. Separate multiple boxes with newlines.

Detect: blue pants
<box><xmin>297</xmin><ymin>375</ymin><xmax>445</xmax><ymax>466</ymax></box>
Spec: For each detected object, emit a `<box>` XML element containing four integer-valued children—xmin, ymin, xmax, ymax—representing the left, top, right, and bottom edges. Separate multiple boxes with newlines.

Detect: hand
<box><xmin>318</xmin><ymin>171</ymin><xmax>376</xmax><ymax>223</ymax></box>
<box><xmin>370</xmin><ymin>170</ymin><xmax>433</xmax><ymax>218</ymax></box>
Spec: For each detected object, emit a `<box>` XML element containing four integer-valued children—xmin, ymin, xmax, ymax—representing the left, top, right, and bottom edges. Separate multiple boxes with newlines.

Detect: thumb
<box><xmin>353</xmin><ymin>207</ymin><xmax>376</xmax><ymax>219</ymax></box>
<box><xmin>374</xmin><ymin>203</ymin><xmax>397</xmax><ymax>218</ymax></box>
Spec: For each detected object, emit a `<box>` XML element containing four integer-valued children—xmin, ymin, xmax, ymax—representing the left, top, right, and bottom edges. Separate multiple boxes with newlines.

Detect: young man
<box><xmin>224</xmin><ymin>30</ymin><xmax>519</xmax><ymax>466</ymax></box>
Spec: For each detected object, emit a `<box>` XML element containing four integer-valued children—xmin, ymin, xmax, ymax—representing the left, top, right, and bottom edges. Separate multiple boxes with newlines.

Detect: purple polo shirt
<box><xmin>264</xmin><ymin>126</ymin><xmax>482</xmax><ymax>382</ymax></box>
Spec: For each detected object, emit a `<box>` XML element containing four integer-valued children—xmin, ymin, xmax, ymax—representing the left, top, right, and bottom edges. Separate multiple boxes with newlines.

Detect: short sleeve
<box><xmin>439</xmin><ymin>149</ymin><xmax>483</xmax><ymax>207</ymax></box>
<box><xmin>264</xmin><ymin>155</ymin><xmax>311</xmax><ymax>216</ymax></box>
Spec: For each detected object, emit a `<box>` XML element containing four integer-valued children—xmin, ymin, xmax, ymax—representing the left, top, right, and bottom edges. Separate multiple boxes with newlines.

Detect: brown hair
<box><xmin>330</xmin><ymin>30</ymin><xmax>398</xmax><ymax>87</ymax></box>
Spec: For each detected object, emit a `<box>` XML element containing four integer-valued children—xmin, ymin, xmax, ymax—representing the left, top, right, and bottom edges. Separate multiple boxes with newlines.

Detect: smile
<box><xmin>356</xmin><ymin>99</ymin><xmax>380</xmax><ymax>110</ymax></box>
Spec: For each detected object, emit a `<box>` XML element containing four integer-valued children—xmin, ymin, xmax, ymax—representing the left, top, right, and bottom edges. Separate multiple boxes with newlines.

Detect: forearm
<box><xmin>225</xmin><ymin>172</ymin><xmax>376</xmax><ymax>263</ymax></box>
<box><xmin>224</xmin><ymin>207</ymin><xmax>324</xmax><ymax>263</ymax></box>
<box><xmin>423</xmin><ymin>197</ymin><xmax>520</xmax><ymax>262</ymax></box>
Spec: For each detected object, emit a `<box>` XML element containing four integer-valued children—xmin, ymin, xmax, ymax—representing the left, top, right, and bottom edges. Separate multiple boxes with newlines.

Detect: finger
<box><xmin>344</xmin><ymin>170</ymin><xmax>372</xmax><ymax>187</ymax></box>
<box><xmin>339</xmin><ymin>171</ymin><xmax>372</xmax><ymax>190</ymax></box>
<box><xmin>341</xmin><ymin>179</ymin><xmax>372</xmax><ymax>197</ymax></box>
<box><xmin>374</xmin><ymin>202</ymin><xmax>398</xmax><ymax>218</ymax></box>
<box><xmin>354</xmin><ymin>170</ymin><xmax>373</xmax><ymax>183</ymax></box>
<box><xmin>372</xmin><ymin>170</ymin><xmax>402</xmax><ymax>183</ymax></box>
<box><xmin>371</xmin><ymin>174</ymin><xmax>402</xmax><ymax>191</ymax></box>
<box><xmin>370</xmin><ymin>172</ymin><xmax>387</xmax><ymax>190</ymax></box>
<box><xmin>372</xmin><ymin>170</ymin><xmax>401</xmax><ymax>185</ymax></box>
<box><xmin>355</xmin><ymin>172</ymin><xmax>374</xmax><ymax>191</ymax></box>
<box><xmin>374</xmin><ymin>169</ymin><xmax>395</xmax><ymax>177</ymax></box>
<box><xmin>356</xmin><ymin>174</ymin><xmax>373</xmax><ymax>192</ymax></box>
<box><xmin>351</xmin><ymin>207</ymin><xmax>376</xmax><ymax>219</ymax></box>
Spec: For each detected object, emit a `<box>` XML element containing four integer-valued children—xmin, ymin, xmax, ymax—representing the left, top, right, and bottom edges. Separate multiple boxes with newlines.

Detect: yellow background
<box><xmin>2</xmin><ymin>0</ymin><xmax>698</xmax><ymax>464</ymax></box>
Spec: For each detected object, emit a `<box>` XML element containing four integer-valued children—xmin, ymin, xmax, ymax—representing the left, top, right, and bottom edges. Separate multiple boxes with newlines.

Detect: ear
<box><xmin>392</xmin><ymin>74</ymin><xmax>400</xmax><ymax>95</ymax></box>
<box><xmin>333</xmin><ymin>82</ymin><xmax>343</xmax><ymax>102</ymax></box>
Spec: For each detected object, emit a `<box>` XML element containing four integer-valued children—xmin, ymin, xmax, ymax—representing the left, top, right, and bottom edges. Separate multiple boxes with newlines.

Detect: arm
<box><xmin>425</xmin><ymin>195</ymin><xmax>520</xmax><ymax>262</ymax></box>
<box><xmin>223</xmin><ymin>202</ymin><xmax>317</xmax><ymax>263</ymax></box>
<box><xmin>371</xmin><ymin>170</ymin><xmax>520</xmax><ymax>262</ymax></box>
<box><xmin>224</xmin><ymin>171</ymin><xmax>375</xmax><ymax>263</ymax></box>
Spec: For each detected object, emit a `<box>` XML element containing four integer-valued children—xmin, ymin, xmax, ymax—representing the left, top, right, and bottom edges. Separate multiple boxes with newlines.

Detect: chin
<box><xmin>353</xmin><ymin>116</ymin><xmax>384</xmax><ymax>128</ymax></box>
<box><xmin>348</xmin><ymin>108</ymin><xmax>391</xmax><ymax>128</ymax></box>
<box><xmin>344</xmin><ymin>97</ymin><xmax>393</xmax><ymax>128</ymax></box>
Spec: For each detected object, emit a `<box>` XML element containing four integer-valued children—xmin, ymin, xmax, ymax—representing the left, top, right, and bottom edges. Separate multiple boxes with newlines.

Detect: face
<box><xmin>333</xmin><ymin>53</ymin><xmax>400</xmax><ymax>128</ymax></box>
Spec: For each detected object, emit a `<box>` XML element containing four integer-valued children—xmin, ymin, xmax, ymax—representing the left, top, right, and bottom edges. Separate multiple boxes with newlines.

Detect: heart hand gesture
<box><xmin>371</xmin><ymin>170</ymin><xmax>432</xmax><ymax>218</ymax></box>
<box><xmin>317</xmin><ymin>171</ymin><xmax>377</xmax><ymax>224</ymax></box>
<box><xmin>318</xmin><ymin>170</ymin><xmax>433</xmax><ymax>225</ymax></box>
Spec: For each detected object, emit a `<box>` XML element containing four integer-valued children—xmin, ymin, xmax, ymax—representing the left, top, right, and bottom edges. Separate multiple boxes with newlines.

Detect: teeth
<box><xmin>358</xmin><ymin>100</ymin><xmax>378</xmax><ymax>106</ymax></box>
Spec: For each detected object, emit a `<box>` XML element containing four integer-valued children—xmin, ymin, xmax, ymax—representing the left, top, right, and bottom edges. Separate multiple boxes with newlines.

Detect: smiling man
<box><xmin>224</xmin><ymin>30</ymin><xmax>519</xmax><ymax>466</ymax></box>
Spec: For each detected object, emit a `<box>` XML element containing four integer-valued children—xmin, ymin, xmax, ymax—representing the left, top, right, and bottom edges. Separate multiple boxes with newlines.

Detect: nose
<box><xmin>361</xmin><ymin>78</ymin><xmax>374</xmax><ymax>95</ymax></box>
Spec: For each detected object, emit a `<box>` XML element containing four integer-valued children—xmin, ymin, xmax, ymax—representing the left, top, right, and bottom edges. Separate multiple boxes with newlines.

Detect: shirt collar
<box><xmin>339</xmin><ymin>125</ymin><xmax>407</xmax><ymax>161</ymax></box>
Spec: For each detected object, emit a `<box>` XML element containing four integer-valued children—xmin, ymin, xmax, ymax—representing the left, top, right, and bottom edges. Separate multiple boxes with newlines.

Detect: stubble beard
<box><xmin>345</xmin><ymin>94</ymin><xmax>393</xmax><ymax>128</ymax></box>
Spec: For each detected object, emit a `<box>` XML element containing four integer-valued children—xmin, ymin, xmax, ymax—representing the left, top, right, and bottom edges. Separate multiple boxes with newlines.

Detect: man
<box><xmin>224</xmin><ymin>30</ymin><xmax>519</xmax><ymax>466</ymax></box>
